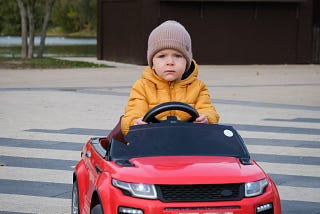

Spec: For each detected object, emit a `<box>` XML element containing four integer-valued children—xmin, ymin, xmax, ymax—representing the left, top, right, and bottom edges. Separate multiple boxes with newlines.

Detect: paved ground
<box><xmin>0</xmin><ymin>58</ymin><xmax>319</xmax><ymax>213</ymax></box>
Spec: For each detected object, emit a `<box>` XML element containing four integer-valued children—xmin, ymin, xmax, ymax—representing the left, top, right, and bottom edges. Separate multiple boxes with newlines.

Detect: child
<box><xmin>120</xmin><ymin>20</ymin><xmax>220</xmax><ymax>135</ymax></box>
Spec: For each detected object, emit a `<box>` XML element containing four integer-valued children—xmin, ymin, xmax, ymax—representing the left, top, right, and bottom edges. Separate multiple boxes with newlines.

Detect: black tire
<box><xmin>91</xmin><ymin>204</ymin><xmax>103</xmax><ymax>214</ymax></box>
<box><xmin>71</xmin><ymin>180</ymin><xmax>80</xmax><ymax>214</ymax></box>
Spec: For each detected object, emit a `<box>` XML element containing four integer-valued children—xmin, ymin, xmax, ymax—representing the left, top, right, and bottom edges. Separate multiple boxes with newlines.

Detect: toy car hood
<box><xmin>110</xmin><ymin>155</ymin><xmax>266</xmax><ymax>185</ymax></box>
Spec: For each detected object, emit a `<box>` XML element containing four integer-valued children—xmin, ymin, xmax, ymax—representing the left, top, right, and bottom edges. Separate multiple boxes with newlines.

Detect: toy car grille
<box><xmin>156</xmin><ymin>184</ymin><xmax>244</xmax><ymax>202</ymax></box>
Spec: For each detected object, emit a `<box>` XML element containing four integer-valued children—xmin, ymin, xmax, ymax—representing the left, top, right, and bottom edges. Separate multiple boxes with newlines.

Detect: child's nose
<box><xmin>166</xmin><ymin>56</ymin><xmax>174</xmax><ymax>64</ymax></box>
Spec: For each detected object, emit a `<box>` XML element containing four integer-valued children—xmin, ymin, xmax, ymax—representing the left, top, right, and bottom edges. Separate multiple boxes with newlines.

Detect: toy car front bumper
<box><xmin>102</xmin><ymin>186</ymin><xmax>280</xmax><ymax>214</ymax></box>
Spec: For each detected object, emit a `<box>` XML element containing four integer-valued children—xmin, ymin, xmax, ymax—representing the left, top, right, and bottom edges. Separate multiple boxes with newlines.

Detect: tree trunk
<box><xmin>17</xmin><ymin>0</ymin><xmax>28</xmax><ymax>59</ymax></box>
<box><xmin>27</xmin><ymin>0</ymin><xmax>35</xmax><ymax>58</ymax></box>
<box><xmin>38</xmin><ymin>0</ymin><xmax>56</xmax><ymax>58</ymax></box>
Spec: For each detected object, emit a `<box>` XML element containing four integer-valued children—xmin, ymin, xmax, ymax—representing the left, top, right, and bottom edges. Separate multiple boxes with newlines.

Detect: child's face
<box><xmin>152</xmin><ymin>49</ymin><xmax>187</xmax><ymax>82</ymax></box>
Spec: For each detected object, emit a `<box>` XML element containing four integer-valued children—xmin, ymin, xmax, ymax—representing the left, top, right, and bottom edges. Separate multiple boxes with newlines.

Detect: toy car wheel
<box><xmin>71</xmin><ymin>180</ymin><xmax>80</xmax><ymax>214</ymax></box>
<box><xmin>91</xmin><ymin>204</ymin><xmax>103</xmax><ymax>214</ymax></box>
<box><xmin>142</xmin><ymin>101</ymin><xmax>199</xmax><ymax>123</ymax></box>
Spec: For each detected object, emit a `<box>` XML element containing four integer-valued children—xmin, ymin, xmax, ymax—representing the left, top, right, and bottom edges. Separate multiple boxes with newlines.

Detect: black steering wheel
<box><xmin>142</xmin><ymin>102</ymin><xmax>199</xmax><ymax>123</ymax></box>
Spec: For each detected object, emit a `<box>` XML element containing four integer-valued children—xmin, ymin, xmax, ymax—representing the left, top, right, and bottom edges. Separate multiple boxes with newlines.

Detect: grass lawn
<box><xmin>0</xmin><ymin>44</ymin><xmax>113</xmax><ymax>69</ymax></box>
<box><xmin>0</xmin><ymin>57</ymin><xmax>111</xmax><ymax>69</ymax></box>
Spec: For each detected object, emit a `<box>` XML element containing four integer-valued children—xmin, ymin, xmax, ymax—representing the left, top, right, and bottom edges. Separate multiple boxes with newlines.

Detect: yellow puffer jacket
<box><xmin>121</xmin><ymin>60</ymin><xmax>220</xmax><ymax>134</ymax></box>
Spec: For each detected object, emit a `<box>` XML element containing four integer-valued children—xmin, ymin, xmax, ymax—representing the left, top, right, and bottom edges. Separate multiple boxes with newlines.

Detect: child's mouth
<box><xmin>165</xmin><ymin>70</ymin><xmax>175</xmax><ymax>73</ymax></box>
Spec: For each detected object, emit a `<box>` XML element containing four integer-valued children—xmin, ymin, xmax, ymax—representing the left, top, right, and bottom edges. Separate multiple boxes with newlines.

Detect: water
<box><xmin>0</xmin><ymin>36</ymin><xmax>97</xmax><ymax>57</ymax></box>
<box><xmin>0</xmin><ymin>36</ymin><xmax>96</xmax><ymax>46</ymax></box>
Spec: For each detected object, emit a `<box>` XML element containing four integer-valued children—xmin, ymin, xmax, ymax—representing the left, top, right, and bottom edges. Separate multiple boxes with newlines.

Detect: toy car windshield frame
<box><xmin>108</xmin><ymin>123</ymin><xmax>251</xmax><ymax>163</ymax></box>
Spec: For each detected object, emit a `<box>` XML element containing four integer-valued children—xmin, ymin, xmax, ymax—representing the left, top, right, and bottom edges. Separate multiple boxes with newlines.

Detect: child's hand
<box><xmin>194</xmin><ymin>114</ymin><xmax>208</xmax><ymax>123</ymax></box>
<box><xmin>133</xmin><ymin>118</ymin><xmax>148</xmax><ymax>125</ymax></box>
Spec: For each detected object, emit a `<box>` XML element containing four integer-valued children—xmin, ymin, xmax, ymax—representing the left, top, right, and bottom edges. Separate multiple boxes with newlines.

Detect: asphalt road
<box><xmin>0</xmin><ymin>59</ymin><xmax>319</xmax><ymax>213</ymax></box>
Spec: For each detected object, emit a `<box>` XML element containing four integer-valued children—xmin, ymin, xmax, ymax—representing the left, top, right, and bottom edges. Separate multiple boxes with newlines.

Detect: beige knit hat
<box><xmin>147</xmin><ymin>20</ymin><xmax>192</xmax><ymax>69</ymax></box>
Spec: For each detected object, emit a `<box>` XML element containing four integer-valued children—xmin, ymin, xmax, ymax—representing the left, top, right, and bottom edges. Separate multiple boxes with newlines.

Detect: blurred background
<box><xmin>0</xmin><ymin>0</ymin><xmax>97</xmax><ymax>58</ymax></box>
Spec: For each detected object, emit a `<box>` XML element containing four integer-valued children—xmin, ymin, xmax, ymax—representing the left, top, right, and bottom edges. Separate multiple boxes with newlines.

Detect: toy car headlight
<box><xmin>245</xmin><ymin>178</ymin><xmax>268</xmax><ymax>197</ymax></box>
<box><xmin>112</xmin><ymin>179</ymin><xmax>157</xmax><ymax>199</ymax></box>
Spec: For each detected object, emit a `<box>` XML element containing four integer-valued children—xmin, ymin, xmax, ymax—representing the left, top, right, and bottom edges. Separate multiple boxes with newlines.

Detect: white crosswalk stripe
<box><xmin>0</xmin><ymin>193</ymin><xmax>71</xmax><ymax>214</ymax></box>
<box><xmin>0</xmin><ymin>145</ymin><xmax>81</xmax><ymax>161</ymax></box>
<box><xmin>258</xmin><ymin>162</ymin><xmax>320</xmax><ymax>178</ymax></box>
<box><xmin>239</xmin><ymin>131</ymin><xmax>320</xmax><ymax>142</ymax></box>
<box><xmin>247</xmin><ymin>145</ymin><xmax>320</xmax><ymax>157</ymax></box>
<box><xmin>0</xmin><ymin>166</ymin><xmax>73</xmax><ymax>184</ymax></box>
<box><xmin>278</xmin><ymin>186</ymin><xmax>320</xmax><ymax>203</ymax></box>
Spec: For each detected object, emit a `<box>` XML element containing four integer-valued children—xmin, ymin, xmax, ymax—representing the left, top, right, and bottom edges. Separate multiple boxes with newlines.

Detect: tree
<box><xmin>27</xmin><ymin>0</ymin><xmax>35</xmax><ymax>58</ymax></box>
<box><xmin>17</xmin><ymin>0</ymin><xmax>28</xmax><ymax>58</ymax></box>
<box><xmin>17</xmin><ymin>0</ymin><xmax>55</xmax><ymax>59</ymax></box>
<box><xmin>2</xmin><ymin>0</ymin><xmax>96</xmax><ymax>37</ymax></box>
<box><xmin>51</xmin><ymin>0</ymin><xmax>96</xmax><ymax>34</ymax></box>
<box><xmin>38</xmin><ymin>0</ymin><xmax>55</xmax><ymax>58</ymax></box>
<box><xmin>0</xmin><ymin>1</ymin><xmax>20</xmax><ymax>35</ymax></box>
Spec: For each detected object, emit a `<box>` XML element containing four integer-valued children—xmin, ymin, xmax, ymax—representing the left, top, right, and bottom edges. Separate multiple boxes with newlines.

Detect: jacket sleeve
<box><xmin>121</xmin><ymin>80</ymin><xmax>149</xmax><ymax>135</ymax></box>
<box><xmin>194</xmin><ymin>81</ymin><xmax>220</xmax><ymax>124</ymax></box>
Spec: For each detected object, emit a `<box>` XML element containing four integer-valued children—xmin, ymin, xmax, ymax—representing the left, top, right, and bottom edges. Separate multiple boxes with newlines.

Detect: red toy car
<box><xmin>72</xmin><ymin>102</ymin><xmax>281</xmax><ymax>214</ymax></box>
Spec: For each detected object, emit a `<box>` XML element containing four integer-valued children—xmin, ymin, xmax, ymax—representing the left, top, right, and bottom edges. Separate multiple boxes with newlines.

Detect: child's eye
<box><xmin>156</xmin><ymin>54</ymin><xmax>166</xmax><ymax>58</ymax></box>
<box><xmin>174</xmin><ymin>54</ymin><xmax>183</xmax><ymax>58</ymax></box>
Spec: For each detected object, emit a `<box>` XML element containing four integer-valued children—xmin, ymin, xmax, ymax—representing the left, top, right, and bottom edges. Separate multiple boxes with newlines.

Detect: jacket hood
<box><xmin>142</xmin><ymin>60</ymin><xmax>199</xmax><ymax>85</ymax></box>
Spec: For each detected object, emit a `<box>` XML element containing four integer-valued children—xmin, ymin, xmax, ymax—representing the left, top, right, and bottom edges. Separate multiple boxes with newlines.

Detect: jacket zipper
<box><xmin>169</xmin><ymin>82</ymin><xmax>174</xmax><ymax>116</ymax></box>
